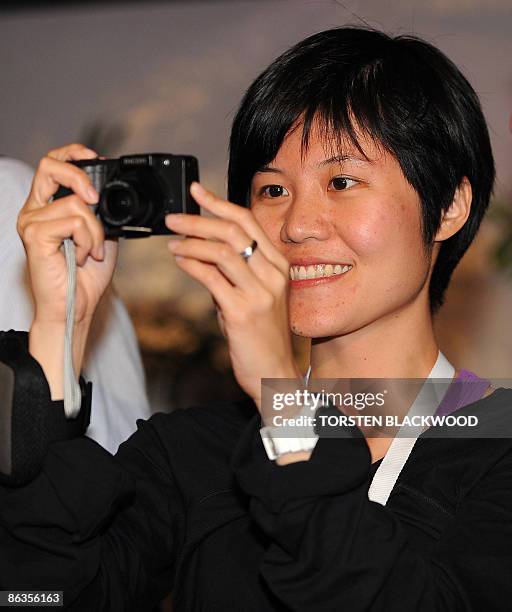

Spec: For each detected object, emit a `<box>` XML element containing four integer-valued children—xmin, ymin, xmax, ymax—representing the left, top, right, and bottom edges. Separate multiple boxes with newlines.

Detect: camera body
<box><xmin>54</xmin><ymin>153</ymin><xmax>200</xmax><ymax>238</ymax></box>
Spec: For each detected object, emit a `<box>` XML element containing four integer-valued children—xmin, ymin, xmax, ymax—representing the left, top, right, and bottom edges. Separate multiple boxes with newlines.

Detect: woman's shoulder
<box><xmin>410</xmin><ymin>385</ymin><xmax>512</xmax><ymax>485</ymax></box>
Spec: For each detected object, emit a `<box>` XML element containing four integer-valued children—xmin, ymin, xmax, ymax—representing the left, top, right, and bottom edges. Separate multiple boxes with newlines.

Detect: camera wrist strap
<box><xmin>62</xmin><ymin>238</ymin><xmax>82</xmax><ymax>418</ymax></box>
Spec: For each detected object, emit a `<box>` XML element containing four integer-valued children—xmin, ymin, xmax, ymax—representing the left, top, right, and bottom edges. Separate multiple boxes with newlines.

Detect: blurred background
<box><xmin>1</xmin><ymin>0</ymin><xmax>512</xmax><ymax>412</ymax></box>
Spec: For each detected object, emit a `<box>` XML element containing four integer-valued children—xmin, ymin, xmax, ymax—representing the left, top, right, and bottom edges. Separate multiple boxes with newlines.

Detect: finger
<box><xmin>30</xmin><ymin>156</ymin><xmax>99</xmax><ymax>210</ymax></box>
<box><xmin>166</xmin><ymin>214</ymin><xmax>287</xmax><ymax>291</ymax></box>
<box><xmin>188</xmin><ymin>182</ymin><xmax>289</xmax><ymax>275</ymax></box>
<box><xmin>166</xmin><ymin>213</ymin><xmax>251</xmax><ymax>247</ymax></box>
<box><xmin>20</xmin><ymin>194</ymin><xmax>105</xmax><ymax>260</ymax></box>
<box><xmin>47</xmin><ymin>143</ymin><xmax>98</xmax><ymax>162</ymax></box>
<box><xmin>168</xmin><ymin>237</ymin><xmax>265</xmax><ymax>293</ymax></box>
<box><xmin>173</xmin><ymin>256</ymin><xmax>239</xmax><ymax>313</ymax></box>
<box><xmin>166</xmin><ymin>213</ymin><xmax>268</xmax><ymax>272</ymax></box>
<box><xmin>23</xmin><ymin>216</ymin><xmax>94</xmax><ymax>267</ymax></box>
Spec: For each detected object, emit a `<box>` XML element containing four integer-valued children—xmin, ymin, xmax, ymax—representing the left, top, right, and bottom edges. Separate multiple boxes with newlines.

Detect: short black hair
<box><xmin>227</xmin><ymin>26</ymin><xmax>495</xmax><ymax>313</ymax></box>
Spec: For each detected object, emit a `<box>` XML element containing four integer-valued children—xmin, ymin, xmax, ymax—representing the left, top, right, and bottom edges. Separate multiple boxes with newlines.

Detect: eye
<box><xmin>259</xmin><ymin>184</ymin><xmax>290</xmax><ymax>199</ymax></box>
<box><xmin>329</xmin><ymin>176</ymin><xmax>359</xmax><ymax>191</ymax></box>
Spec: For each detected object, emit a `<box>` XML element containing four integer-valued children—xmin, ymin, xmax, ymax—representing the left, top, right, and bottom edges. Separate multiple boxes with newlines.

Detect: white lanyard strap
<box><xmin>368</xmin><ymin>351</ymin><xmax>455</xmax><ymax>505</ymax></box>
<box><xmin>304</xmin><ymin>352</ymin><xmax>455</xmax><ymax>506</ymax></box>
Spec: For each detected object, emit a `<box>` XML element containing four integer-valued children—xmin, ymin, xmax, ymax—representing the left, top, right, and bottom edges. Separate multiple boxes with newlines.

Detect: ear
<box><xmin>434</xmin><ymin>177</ymin><xmax>472</xmax><ymax>242</ymax></box>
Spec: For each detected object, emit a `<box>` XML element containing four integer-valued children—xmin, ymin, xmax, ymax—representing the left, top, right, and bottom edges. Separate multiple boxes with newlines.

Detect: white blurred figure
<box><xmin>0</xmin><ymin>157</ymin><xmax>152</xmax><ymax>453</ymax></box>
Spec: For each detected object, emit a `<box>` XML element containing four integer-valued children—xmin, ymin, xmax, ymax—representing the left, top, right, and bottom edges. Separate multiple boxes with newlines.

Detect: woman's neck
<box><xmin>309</xmin><ymin>301</ymin><xmax>439</xmax><ymax>380</ymax></box>
<box><xmin>309</xmin><ymin>301</ymin><xmax>442</xmax><ymax>463</ymax></box>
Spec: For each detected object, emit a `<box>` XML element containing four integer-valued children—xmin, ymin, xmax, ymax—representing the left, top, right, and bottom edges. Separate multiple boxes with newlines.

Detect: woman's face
<box><xmin>249</xmin><ymin>120</ymin><xmax>433</xmax><ymax>338</ymax></box>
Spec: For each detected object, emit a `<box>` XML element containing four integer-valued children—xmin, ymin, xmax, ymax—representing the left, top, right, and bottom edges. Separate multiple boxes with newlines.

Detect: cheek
<box><xmin>251</xmin><ymin>206</ymin><xmax>283</xmax><ymax>244</ymax></box>
<box><xmin>338</xmin><ymin>196</ymin><xmax>424</xmax><ymax>267</ymax></box>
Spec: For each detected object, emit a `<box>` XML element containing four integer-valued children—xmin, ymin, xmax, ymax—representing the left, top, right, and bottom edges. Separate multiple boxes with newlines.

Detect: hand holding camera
<box><xmin>17</xmin><ymin>144</ymin><xmax>116</xmax><ymax>397</ymax></box>
<box><xmin>20</xmin><ymin>145</ymin><xmax>200</xmax><ymax>324</ymax></box>
<box><xmin>17</xmin><ymin>144</ymin><xmax>117</xmax><ymax>327</ymax></box>
<box><xmin>18</xmin><ymin>143</ymin><xmax>199</xmax><ymax>398</ymax></box>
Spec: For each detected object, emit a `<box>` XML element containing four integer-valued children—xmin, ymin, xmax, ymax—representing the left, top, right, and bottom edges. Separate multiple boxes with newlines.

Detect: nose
<box><xmin>280</xmin><ymin>189</ymin><xmax>331</xmax><ymax>244</ymax></box>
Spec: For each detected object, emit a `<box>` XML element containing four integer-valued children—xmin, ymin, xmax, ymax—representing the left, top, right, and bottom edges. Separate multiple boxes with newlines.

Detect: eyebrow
<box><xmin>255</xmin><ymin>154</ymin><xmax>371</xmax><ymax>174</ymax></box>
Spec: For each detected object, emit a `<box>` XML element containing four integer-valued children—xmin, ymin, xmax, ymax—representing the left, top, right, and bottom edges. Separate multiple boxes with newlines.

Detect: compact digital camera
<box><xmin>54</xmin><ymin>153</ymin><xmax>200</xmax><ymax>238</ymax></box>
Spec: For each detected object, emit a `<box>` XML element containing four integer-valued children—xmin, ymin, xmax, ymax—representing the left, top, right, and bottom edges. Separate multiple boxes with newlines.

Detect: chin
<box><xmin>289</xmin><ymin>312</ymin><xmax>349</xmax><ymax>339</ymax></box>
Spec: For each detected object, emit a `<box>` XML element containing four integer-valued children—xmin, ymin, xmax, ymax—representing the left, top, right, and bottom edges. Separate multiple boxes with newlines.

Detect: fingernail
<box><xmin>87</xmin><ymin>186</ymin><xmax>99</xmax><ymax>202</ymax></box>
<box><xmin>166</xmin><ymin>213</ymin><xmax>183</xmax><ymax>224</ymax></box>
<box><xmin>190</xmin><ymin>182</ymin><xmax>206</xmax><ymax>196</ymax></box>
<box><xmin>174</xmin><ymin>255</ymin><xmax>184</xmax><ymax>261</ymax></box>
<box><xmin>168</xmin><ymin>241</ymin><xmax>180</xmax><ymax>252</ymax></box>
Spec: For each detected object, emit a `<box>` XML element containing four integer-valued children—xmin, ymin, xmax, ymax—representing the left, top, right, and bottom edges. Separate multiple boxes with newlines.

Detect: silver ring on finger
<box><xmin>239</xmin><ymin>239</ymin><xmax>258</xmax><ymax>262</ymax></box>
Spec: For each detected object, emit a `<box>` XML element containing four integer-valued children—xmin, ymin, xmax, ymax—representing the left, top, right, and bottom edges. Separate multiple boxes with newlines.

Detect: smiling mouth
<box><xmin>289</xmin><ymin>263</ymin><xmax>353</xmax><ymax>281</ymax></box>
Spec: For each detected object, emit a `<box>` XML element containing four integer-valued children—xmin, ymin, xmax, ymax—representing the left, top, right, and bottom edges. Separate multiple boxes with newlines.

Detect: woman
<box><xmin>1</xmin><ymin>26</ymin><xmax>512</xmax><ymax>611</ymax></box>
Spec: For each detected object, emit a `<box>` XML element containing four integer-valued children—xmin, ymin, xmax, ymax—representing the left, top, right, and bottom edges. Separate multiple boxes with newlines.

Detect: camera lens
<box><xmin>105</xmin><ymin>189</ymin><xmax>134</xmax><ymax>222</ymax></box>
<box><xmin>100</xmin><ymin>181</ymin><xmax>142</xmax><ymax>227</ymax></box>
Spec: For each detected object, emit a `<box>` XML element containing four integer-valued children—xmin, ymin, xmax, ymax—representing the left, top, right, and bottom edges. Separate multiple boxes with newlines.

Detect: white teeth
<box><xmin>288</xmin><ymin>263</ymin><xmax>352</xmax><ymax>280</ymax></box>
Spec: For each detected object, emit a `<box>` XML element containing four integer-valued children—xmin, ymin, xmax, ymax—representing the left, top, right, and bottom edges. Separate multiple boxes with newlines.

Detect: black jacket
<box><xmin>1</xmin><ymin>330</ymin><xmax>512</xmax><ymax>611</ymax></box>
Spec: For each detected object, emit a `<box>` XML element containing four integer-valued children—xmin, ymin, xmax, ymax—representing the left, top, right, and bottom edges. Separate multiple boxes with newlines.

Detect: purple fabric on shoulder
<box><xmin>435</xmin><ymin>368</ymin><xmax>491</xmax><ymax>418</ymax></box>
